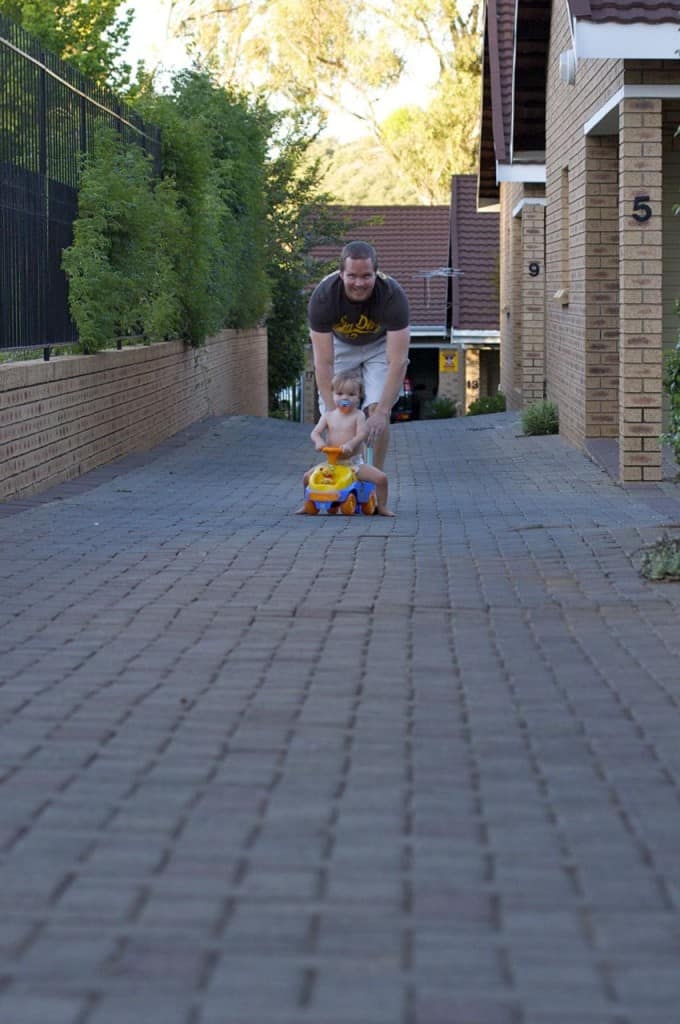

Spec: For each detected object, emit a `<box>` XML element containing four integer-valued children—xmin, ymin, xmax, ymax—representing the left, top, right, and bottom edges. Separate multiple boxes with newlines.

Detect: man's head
<box><xmin>339</xmin><ymin>241</ymin><xmax>378</xmax><ymax>303</ymax></box>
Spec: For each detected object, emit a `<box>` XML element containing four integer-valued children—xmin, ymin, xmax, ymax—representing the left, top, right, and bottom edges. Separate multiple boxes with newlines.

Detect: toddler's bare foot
<box><xmin>376</xmin><ymin>505</ymin><xmax>395</xmax><ymax>517</ymax></box>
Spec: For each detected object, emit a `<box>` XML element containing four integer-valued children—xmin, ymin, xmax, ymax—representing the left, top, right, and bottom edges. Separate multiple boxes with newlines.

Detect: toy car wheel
<box><xmin>361</xmin><ymin>493</ymin><xmax>377</xmax><ymax>515</ymax></box>
<box><xmin>340</xmin><ymin>493</ymin><xmax>357</xmax><ymax>516</ymax></box>
<box><xmin>328</xmin><ymin>504</ymin><xmax>339</xmax><ymax>514</ymax></box>
<box><xmin>303</xmin><ymin>499</ymin><xmax>318</xmax><ymax>515</ymax></box>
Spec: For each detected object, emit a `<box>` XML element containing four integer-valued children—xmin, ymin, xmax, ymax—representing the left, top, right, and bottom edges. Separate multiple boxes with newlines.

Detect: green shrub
<box><xmin>140</xmin><ymin>71</ymin><xmax>270</xmax><ymax>344</ymax></box>
<box><xmin>639</xmin><ymin>533</ymin><xmax>680</xmax><ymax>581</ymax></box>
<box><xmin>64</xmin><ymin>71</ymin><xmax>275</xmax><ymax>352</ymax></box>
<box><xmin>424</xmin><ymin>396</ymin><xmax>457</xmax><ymax>419</ymax></box>
<box><xmin>521</xmin><ymin>399</ymin><xmax>559</xmax><ymax>436</ymax></box>
<box><xmin>62</xmin><ymin>123</ymin><xmax>183</xmax><ymax>352</ymax></box>
<box><xmin>661</xmin><ymin>340</ymin><xmax>680</xmax><ymax>472</ymax></box>
<box><xmin>467</xmin><ymin>392</ymin><xmax>506</xmax><ymax>415</ymax></box>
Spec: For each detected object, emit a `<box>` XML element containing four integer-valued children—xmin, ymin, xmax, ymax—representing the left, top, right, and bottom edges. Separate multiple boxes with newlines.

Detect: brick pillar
<box><xmin>464</xmin><ymin>348</ymin><xmax>481</xmax><ymax>412</ymax></box>
<box><xmin>618</xmin><ymin>98</ymin><xmax>663</xmax><ymax>482</ymax></box>
<box><xmin>520</xmin><ymin>201</ymin><xmax>546</xmax><ymax>404</ymax></box>
<box><xmin>585</xmin><ymin>135</ymin><xmax>619</xmax><ymax>438</ymax></box>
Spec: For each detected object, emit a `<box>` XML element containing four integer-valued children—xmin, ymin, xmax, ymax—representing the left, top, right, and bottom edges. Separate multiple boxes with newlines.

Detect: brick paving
<box><xmin>1</xmin><ymin>411</ymin><xmax>680</xmax><ymax>1024</ymax></box>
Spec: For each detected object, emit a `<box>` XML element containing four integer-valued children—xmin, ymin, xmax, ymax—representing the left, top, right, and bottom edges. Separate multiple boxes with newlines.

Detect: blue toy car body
<box><xmin>303</xmin><ymin>447</ymin><xmax>377</xmax><ymax>516</ymax></box>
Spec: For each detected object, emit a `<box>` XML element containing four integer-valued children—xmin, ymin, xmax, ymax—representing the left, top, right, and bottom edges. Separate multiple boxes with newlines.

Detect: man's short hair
<box><xmin>340</xmin><ymin>241</ymin><xmax>378</xmax><ymax>271</ymax></box>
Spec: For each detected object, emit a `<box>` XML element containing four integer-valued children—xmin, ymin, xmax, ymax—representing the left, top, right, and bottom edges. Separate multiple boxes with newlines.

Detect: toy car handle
<box><xmin>322</xmin><ymin>445</ymin><xmax>343</xmax><ymax>464</ymax></box>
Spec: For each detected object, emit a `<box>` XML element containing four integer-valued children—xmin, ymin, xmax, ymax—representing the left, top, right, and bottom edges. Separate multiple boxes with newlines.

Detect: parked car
<box><xmin>390</xmin><ymin>377</ymin><xmax>419</xmax><ymax>423</ymax></box>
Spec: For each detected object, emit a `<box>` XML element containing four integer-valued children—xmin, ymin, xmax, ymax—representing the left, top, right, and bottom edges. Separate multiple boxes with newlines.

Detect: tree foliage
<box><xmin>167</xmin><ymin>0</ymin><xmax>482</xmax><ymax>203</ymax></box>
<box><xmin>61</xmin><ymin>123</ymin><xmax>183</xmax><ymax>352</ymax></box>
<box><xmin>0</xmin><ymin>0</ymin><xmax>134</xmax><ymax>89</ymax></box>
<box><xmin>64</xmin><ymin>71</ymin><xmax>274</xmax><ymax>350</ymax></box>
<box><xmin>62</xmin><ymin>66</ymin><xmax>333</xmax><ymax>403</ymax></box>
<box><xmin>3</xmin><ymin>4</ymin><xmax>343</xmax><ymax>397</ymax></box>
<box><xmin>263</xmin><ymin>111</ymin><xmax>353</xmax><ymax>402</ymax></box>
<box><xmin>140</xmin><ymin>71</ymin><xmax>271</xmax><ymax>340</ymax></box>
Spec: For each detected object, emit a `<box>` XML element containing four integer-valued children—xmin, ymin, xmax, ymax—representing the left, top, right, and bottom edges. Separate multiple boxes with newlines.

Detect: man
<box><xmin>308</xmin><ymin>240</ymin><xmax>411</xmax><ymax>471</ymax></box>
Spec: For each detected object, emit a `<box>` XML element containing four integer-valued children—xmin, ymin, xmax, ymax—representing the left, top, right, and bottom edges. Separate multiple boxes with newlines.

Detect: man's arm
<box><xmin>310</xmin><ymin>330</ymin><xmax>335</xmax><ymax>412</ymax></box>
<box><xmin>365</xmin><ymin>327</ymin><xmax>410</xmax><ymax>443</ymax></box>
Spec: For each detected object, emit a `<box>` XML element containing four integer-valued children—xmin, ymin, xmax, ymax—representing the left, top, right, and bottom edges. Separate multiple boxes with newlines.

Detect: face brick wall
<box><xmin>662</xmin><ymin>100</ymin><xmax>680</xmax><ymax>434</ymax></box>
<box><xmin>0</xmin><ymin>329</ymin><xmax>268</xmax><ymax>500</ymax></box>
<box><xmin>545</xmin><ymin>0</ymin><xmax>624</xmax><ymax>450</ymax></box>
<box><xmin>584</xmin><ymin>133</ymin><xmax>619</xmax><ymax>439</ymax></box>
<box><xmin>499</xmin><ymin>182</ymin><xmax>525</xmax><ymax>408</ymax></box>
<box><xmin>618</xmin><ymin>96</ymin><xmax>664</xmax><ymax>482</ymax></box>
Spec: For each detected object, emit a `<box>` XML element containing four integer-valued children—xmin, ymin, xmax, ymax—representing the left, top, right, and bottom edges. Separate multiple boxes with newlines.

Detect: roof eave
<box><xmin>573</xmin><ymin>21</ymin><xmax>680</xmax><ymax>60</ymax></box>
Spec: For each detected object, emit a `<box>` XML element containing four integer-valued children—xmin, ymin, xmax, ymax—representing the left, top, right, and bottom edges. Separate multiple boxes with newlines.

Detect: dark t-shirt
<box><xmin>308</xmin><ymin>271</ymin><xmax>410</xmax><ymax>346</ymax></box>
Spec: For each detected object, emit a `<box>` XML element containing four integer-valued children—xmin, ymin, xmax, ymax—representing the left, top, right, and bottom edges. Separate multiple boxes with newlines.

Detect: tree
<box><xmin>0</xmin><ymin>0</ymin><xmax>134</xmax><ymax>89</ymax></box>
<box><xmin>137</xmin><ymin>70</ymin><xmax>271</xmax><ymax>343</ymax></box>
<box><xmin>308</xmin><ymin>136</ymin><xmax>422</xmax><ymax>205</ymax></box>
<box><xmin>166</xmin><ymin>0</ymin><xmax>482</xmax><ymax>204</ymax></box>
<box><xmin>263</xmin><ymin>110</ymin><xmax>350</xmax><ymax>403</ymax></box>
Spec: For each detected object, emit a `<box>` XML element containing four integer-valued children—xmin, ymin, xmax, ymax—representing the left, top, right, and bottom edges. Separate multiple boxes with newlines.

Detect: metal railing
<box><xmin>274</xmin><ymin>379</ymin><xmax>303</xmax><ymax>421</ymax></box>
<box><xmin>0</xmin><ymin>14</ymin><xmax>161</xmax><ymax>352</ymax></box>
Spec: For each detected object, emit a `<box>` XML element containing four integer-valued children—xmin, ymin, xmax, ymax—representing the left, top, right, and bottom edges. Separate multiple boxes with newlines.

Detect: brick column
<box><xmin>464</xmin><ymin>348</ymin><xmax>481</xmax><ymax>412</ymax></box>
<box><xmin>585</xmin><ymin>135</ymin><xmax>619</xmax><ymax>438</ymax></box>
<box><xmin>521</xmin><ymin>201</ymin><xmax>546</xmax><ymax>404</ymax></box>
<box><xmin>618</xmin><ymin>98</ymin><xmax>663</xmax><ymax>482</ymax></box>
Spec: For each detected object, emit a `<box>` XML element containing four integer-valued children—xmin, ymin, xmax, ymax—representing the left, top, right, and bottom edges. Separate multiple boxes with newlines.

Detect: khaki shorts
<box><xmin>318</xmin><ymin>336</ymin><xmax>389</xmax><ymax>414</ymax></box>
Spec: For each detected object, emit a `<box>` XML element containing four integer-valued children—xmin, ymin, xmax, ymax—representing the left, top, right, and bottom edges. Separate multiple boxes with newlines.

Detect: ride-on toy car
<box><xmin>303</xmin><ymin>446</ymin><xmax>377</xmax><ymax>515</ymax></box>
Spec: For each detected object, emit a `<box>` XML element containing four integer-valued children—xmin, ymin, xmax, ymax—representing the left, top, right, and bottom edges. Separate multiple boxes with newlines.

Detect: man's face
<box><xmin>340</xmin><ymin>257</ymin><xmax>376</xmax><ymax>302</ymax></box>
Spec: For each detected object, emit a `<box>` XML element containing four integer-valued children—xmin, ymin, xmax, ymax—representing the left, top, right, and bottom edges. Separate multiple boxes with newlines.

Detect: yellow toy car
<box><xmin>303</xmin><ymin>446</ymin><xmax>377</xmax><ymax>516</ymax></box>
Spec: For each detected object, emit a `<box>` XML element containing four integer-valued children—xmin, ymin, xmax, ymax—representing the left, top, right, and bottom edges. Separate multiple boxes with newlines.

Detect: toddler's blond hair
<box><xmin>331</xmin><ymin>371</ymin><xmax>364</xmax><ymax>402</ymax></box>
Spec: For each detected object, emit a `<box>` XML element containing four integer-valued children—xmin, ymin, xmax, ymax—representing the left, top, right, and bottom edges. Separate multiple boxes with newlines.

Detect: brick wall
<box><xmin>0</xmin><ymin>328</ymin><xmax>268</xmax><ymax>500</ymax></box>
<box><xmin>520</xmin><ymin>199</ymin><xmax>547</xmax><ymax>405</ymax></box>
<box><xmin>662</xmin><ymin>100</ymin><xmax>680</xmax><ymax>434</ymax></box>
<box><xmin>499</xmin><ymin>182</ymin><xmax>522</xmax><ymax>408</ymax></box>
<box><xmin>545</xmin><ymin>0</ymin><xmax>624</xmax><ymax>449</ymax></box>
<box><xmin>618</xmin><ymin>97</ymin><xmax>664</xmax><ymax>482</ymax></box>
<box><xmin>584</xmin><ymin>134</ymin><xmax>619</xmax><ymax>439</ymax></box>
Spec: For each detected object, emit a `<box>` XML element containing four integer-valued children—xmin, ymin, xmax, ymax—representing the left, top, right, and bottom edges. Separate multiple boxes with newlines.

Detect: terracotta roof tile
<box><xmin>450</xmin><ymin>176</ymin><xmax>500</xmax><ymax>331</ymax></box>
<box><xmin>568</xmin><ymin>0</ymin><xmax>680</xmax><ymax>22</ymax></box>
<box><xmin>309</xmin><ymin>206</ymin><xmax>451</xmax><ymax>329</ymax></box>
<box><xmin>309</xmin><ymin>189</ymin><xmax>500</xmax><ymax>336</ymax></box>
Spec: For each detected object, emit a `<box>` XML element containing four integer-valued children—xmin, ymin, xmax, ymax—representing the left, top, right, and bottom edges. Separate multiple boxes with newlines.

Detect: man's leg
<box><xmin>365</xmin><ymin>402</ymin><xmax>389</xmax><ymax>469</ymax></box>
<box><xmin>361</xmin><ymin>341</ymin><xmax>393</xmax><ymax>470</ymax></box>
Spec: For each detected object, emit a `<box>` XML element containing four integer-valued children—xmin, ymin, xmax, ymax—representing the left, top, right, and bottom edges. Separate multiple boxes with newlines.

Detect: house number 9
<box><xmin>632</xmin><ymin>195</ymin><xmax>652</xmax><ymax>223</ymax></box>
<box><xmin>528</xmin><ymin>262</ymin><xmax>540</xmax><ymax>277</ymax></box>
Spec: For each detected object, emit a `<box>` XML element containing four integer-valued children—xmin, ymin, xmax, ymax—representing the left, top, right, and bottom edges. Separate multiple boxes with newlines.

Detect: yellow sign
<box><xmin>439</xmin><ymin>349</ymin><xmax>458</xmax><ymax>373</ymax></box>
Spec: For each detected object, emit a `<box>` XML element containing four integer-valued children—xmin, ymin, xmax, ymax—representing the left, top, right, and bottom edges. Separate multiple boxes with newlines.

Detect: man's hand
<box><xmin>365</xmin><ymin>408</ymin><xmax>389</xmax><ymax>446</ymax></box>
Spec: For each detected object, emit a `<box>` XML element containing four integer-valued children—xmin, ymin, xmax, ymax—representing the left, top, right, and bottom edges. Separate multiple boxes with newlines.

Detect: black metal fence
<box><xmin>0</xmin><ymin>14</ymin><xmax>161</xmax><ymax>351</ymax></box>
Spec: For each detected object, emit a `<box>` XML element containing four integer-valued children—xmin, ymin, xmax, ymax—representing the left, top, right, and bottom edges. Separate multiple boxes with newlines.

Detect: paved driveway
<box><xmin>1</xmin><ymin>413</ymin><xmax>680</xmax><ymax>1024</ymax></box>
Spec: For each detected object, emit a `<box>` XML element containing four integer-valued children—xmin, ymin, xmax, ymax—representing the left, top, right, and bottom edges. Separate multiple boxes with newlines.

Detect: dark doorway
<box><xmin>479</xmin><ymin>348</ymin><xmax>500</xmax><ymax>398</ymax></box>
<box><xmin>408</xmin><ymin>347</ymin><xmax>440</xmax><ymax>417</ymax></box>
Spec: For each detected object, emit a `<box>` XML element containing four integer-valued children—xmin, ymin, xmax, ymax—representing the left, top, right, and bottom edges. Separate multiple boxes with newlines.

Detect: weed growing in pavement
<box><xmin>639</xmin><ymin>532</ymin><xmax>680</xmax><ymax>582</ymax></box>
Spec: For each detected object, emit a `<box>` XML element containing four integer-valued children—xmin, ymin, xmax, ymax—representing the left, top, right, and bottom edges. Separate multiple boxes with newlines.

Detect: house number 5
<box><xmin>632</xmin><ymin>195</ymin><xmax>652</xmax><ymax>223</ymax></box>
